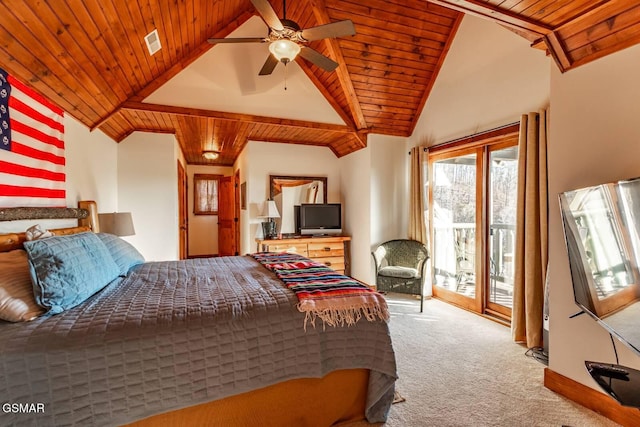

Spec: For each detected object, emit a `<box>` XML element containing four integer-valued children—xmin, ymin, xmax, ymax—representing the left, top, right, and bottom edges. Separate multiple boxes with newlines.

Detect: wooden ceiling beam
<box><xmin>427</xmin><ymin>0</ymin><xmax>572</xmax><ymax>71</ymax></box>
<box><xmin>550</xmin><ymin>0</ymin><xmax>640</xmax><ymax>71</ymax></box>
<box><xmin>309</xmin><ymin>0</ymin><xmax>368</xmax><ymax>131</ymax></box>
<box><xmin>543</xmin><ymin>31</ymin><xmax>571</xmax><ymax>72</ymax></box>
<box><xmin>354</xmin><ymin>130</ymin><xmax>369</xmax><ymax>149</ymax></box>
<box><xmin>90</xmin><ymin>9</ymin><xmax>255</xmax><ymax>131</ymax></box>
<box><xmin>247</xmin><ymin>135</ymin><xmax>334</xmax><ymax>147</ymax></box>
<box><xmin>296</xmin><ymin>60</ymin><xmax>356</xmax><ymax>129</ymax></box>
<box><xmin>427</xmin><ymin>0</ymin><xmax>551</xmax><ymax>36</ymax></box>
<box><xmin>121</xmin><ymin>101</ymin><xmax>354</xmax><ymax>133</ymax></box>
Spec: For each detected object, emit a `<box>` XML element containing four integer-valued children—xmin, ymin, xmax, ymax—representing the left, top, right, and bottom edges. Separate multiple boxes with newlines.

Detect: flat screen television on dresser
<box><xmin>297</xmin><ymin>203</ymin><xmax>342</xmax><ymax>236</ymax></box>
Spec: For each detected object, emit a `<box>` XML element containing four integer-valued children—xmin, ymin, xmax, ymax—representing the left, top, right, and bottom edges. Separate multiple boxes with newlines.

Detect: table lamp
<box><xmin>259</xmin><ymin>200</ymin><xmax>280</xmax><ymax>239</ymax></box>
<box><xmin>98</xmin><ymin>212</ymin><xmax>136</xmax><ymax>236</ymax></box>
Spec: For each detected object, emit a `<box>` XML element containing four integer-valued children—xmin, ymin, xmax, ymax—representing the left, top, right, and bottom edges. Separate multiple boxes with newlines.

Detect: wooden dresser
<box><xmin>256</xmin><ymin>236</ymin><xmax>351</xmax><ymax>276</ymax></box>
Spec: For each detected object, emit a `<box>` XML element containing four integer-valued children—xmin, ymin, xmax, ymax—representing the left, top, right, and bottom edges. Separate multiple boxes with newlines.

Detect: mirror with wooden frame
<box><xmin>269</xmin><ymin>175</ymin><xmax>327</xmax><ymax>236</ymax></box>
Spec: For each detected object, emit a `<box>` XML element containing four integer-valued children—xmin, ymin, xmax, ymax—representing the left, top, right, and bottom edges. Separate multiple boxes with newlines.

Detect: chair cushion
<box><xmin>379</xmin><ymin>266</ymin><xmax>419</xmax><ymax>279</ymax></box>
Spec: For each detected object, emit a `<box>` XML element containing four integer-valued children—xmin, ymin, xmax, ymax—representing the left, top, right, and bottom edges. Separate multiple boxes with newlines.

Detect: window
<box><xmin>193</xmin><ymin>174</ymin><xmax>222</xmax><ymax>215</ymax></box>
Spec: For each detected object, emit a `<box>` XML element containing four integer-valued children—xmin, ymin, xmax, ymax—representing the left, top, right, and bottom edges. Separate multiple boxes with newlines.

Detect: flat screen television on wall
<box><xmin>559</xmin><ymin>176</ymin><xmax>640</xmax><ymax>357</ymax></box>
<box><xmin>298</xmin><ymin>203</ymin><xmax>342</xmax><ymax>236</ymax></box>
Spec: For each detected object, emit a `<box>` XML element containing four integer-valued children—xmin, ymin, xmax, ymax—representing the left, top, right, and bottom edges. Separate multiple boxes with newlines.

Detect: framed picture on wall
<box><xmin>241</xmin><ymin>182</ymin><xmax>247</xmax><ymax>210</ymax></box>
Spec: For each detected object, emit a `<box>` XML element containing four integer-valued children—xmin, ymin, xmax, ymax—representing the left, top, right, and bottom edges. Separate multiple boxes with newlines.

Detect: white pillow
<box><xmin>25</xmin><ymin>224</ymin><xmax>53</xmax><ymax>241</ymax></box>
<box><xmin>0</xmin><ymin>249</ymin><xmax>44</xmax><ymax>322</ymax></box>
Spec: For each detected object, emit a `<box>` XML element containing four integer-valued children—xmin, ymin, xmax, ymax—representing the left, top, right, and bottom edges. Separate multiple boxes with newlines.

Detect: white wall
<box><xmin>339</xmin><ymin>147</ymin><xmax>372</xmax><ymax>283</ymax></box>
<box><xmin>237</xmin><ymin>141</ymin><xmax>341</xmax><ymax>255</ymax></box>
<box><xmin>549</xmin><ymin>43</ymin><xmax>640</xmax><ymax>387</ymax></box>
<box><xmin>64</xmin><ymin>116</ymin><xmax>118</xmax><ymax>211</ymax></box>
<box><xmin>186</xmin><ymin>164</ymin><xmax>233</xmax><ymax>256</ymax></box>
<box><xmin>117</xmin><ymin>132</ymin><xmax>181</xmax><ymax>261</ymax></box>
<box><xmin>369</xmin><ymin>134</ymin><xmax>409</xmax><ymax>247</ymax></box>
<box><xmin>409</xmin><ymin>15</ymin><xmax>550</xmax><ymax>147</ymax></box>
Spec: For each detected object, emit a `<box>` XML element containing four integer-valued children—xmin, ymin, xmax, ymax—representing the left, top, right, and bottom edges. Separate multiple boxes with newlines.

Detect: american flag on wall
<box><xmin>0</xmin><ymin>67</ymin><xmax>65</xmax><ymax>207</ymax></box>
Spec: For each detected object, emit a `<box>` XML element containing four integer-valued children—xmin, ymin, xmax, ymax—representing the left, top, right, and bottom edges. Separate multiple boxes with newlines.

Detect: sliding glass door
<box><xmin>429</xmin><ymin>133</ymin><xmax>519</xmax><ymax>319</ymax></box>
<box><xmin>431</xmin><ymin>148</ymin><xmax>482</xmax><ymax>312</ymax></box>
<box><xmin>487</xmin><ymin>143</ymin><xmax>518</xmax><ymax>317</ymax></box>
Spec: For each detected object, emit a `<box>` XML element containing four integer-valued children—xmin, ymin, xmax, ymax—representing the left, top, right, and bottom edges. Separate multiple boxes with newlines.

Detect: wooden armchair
<box><xmin>372</xmin><ymin>239</ymin><xmax>430</xmax><ymax>312</ymax></box>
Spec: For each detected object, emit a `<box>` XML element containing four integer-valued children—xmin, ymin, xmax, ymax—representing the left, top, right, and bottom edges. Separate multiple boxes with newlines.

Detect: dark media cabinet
<box><xmin>585</xmin><ymin>361</ymin><xmax>640</xmax><ymax>408</ymax></box>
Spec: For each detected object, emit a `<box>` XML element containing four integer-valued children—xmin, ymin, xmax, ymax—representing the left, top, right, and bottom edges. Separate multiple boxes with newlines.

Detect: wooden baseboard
<box><xmin>544</xmin><ymin>367</ymin><xmax>640</xmax><ymax>426</ymax></box>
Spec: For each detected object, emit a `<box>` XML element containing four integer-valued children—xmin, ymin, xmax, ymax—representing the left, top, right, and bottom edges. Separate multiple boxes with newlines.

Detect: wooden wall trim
<box><xmin>428</xmin><ymin>123</ymin><xmax>520</xmax><ymax>155</ymax></box>
<box><xmin>544</xmin><ymin>367</ymin><xmax>640</xmax><ymax>426</ymax></box>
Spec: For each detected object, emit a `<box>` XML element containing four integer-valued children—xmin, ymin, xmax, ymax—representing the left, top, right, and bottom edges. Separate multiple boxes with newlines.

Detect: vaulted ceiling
<box><xmin>1</xmin><ymin>0</ymin><xmax>640</xmax><ymax>166</ymax></box>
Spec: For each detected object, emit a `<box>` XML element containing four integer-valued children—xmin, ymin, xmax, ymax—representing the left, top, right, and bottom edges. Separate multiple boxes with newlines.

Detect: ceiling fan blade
<box><xmin>299</xmin><ymin>46</ymin><xmax>339</xmax><ymax>72</ymax></box>
<box><xmin>259</xmin><ymin>54</ymin><xmax>279</xmax><ymax>76</ymax></box>
<box><xmin>208</xmin><ymin>37</ymin><xmax>266</xmax><ymax>44</ymax></box>
<box><xmin>251</xmin><ymin>0</ymin><xmax>284</xmax><ymax>31</ymax></box>
<box><xmin>300</xmin><ymin>20</ymin><xmax>356</xmax><ymax>41</ymax></box>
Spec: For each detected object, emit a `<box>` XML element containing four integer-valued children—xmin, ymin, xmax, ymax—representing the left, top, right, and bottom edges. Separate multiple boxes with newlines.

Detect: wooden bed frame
<box><xmin>0</xmin><ymin>201</ymin><xmax>376</xmax><ymax>427</ymax></box>
<box><xmin>126</xmin><ymin>369</ymin><xmax>371</xmax><ymax>427</ymax></box>
<box><xmin>0</xmin><ymin>200</ymin><xmax>98</xmax><ymax>251</ymax></box>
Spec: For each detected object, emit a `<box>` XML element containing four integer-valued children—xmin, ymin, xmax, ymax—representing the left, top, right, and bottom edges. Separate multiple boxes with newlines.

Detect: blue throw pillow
<box><xmin>24</xmin><ymin>232</ymin><xmax>120</xmax><ymax>314</ymax></box>
<box><xmin>96</xmin><ymin>233</ymin><xmax>145</xmax><ymax>276</ymax></box>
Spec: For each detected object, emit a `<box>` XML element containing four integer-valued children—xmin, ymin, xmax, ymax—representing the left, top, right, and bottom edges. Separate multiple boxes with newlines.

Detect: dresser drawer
<box><xmin>313</xmin><ymin>256</ymin><xmax>345</xmax><ymax>271</ymax></box>
<box><xmin>266</xmin><ymin>243</ymin><xmax>309</xmax><ymax>256</ymax></box>
<box><xmin>257</xmin><ymin>236</ymin><xmax>350</xmax><ymax>276</ymax></box>
<box><xmin>308</xmin><ymin>242</ymin><xmax>344</xmax><ymax>258</ymax></box>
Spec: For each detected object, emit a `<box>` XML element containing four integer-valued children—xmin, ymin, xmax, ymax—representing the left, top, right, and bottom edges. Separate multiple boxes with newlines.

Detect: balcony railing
<box><xmin>433</xmin><ymin>223</ymin><xmax>515</xmax><ymax>308</ymax></box>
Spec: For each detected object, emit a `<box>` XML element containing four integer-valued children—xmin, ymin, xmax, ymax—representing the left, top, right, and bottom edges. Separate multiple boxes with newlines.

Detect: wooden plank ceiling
<box><xmin>1</xmin><ymin>0</ymin><xmax>639</xmax><ymax>165</ymax></box>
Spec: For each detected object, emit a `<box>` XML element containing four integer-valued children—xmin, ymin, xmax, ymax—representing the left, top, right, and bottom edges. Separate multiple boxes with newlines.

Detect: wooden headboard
<box><xmin>0</xmin><ymin>201</ymin><xmax>98</xmax><ymax>252</ymax></box>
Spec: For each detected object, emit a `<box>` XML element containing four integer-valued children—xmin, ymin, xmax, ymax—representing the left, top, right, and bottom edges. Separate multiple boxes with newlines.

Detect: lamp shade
<box><xmin>259</xmin><ymin>200</ymin><xmax>280</xmax><ymax>219</ymax></box>
<box><xmin>98</xmin><ymin>212</ymin><xmax>136</xmax><ymax>237</ymax></box>
<box><xmin>268</xmin><ymin>39</ymin><xmax>301</xmax><ymax>63</ymax></box>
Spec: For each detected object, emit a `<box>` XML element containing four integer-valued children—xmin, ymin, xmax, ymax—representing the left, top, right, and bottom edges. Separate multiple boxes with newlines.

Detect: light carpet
<box><xmin>383</xmin><ymin>293</ymin><xmax>620</xmax><ymax>427</ymax></box>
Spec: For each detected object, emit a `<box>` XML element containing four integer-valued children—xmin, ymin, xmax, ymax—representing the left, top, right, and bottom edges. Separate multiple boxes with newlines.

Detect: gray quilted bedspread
<box><xmin>0</xmin><ymin>256</ymin><xmax>396</xmax><ymax>427</ymax></box>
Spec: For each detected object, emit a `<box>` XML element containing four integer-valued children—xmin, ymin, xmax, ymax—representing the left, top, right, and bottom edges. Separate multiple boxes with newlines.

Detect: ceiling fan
<box><xmin>207</xmin><ymin>0</ymin><xmax>355</xmax><ymax>76</ymax></box>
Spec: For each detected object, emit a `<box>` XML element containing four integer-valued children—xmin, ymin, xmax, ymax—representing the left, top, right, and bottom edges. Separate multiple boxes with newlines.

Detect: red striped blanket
<box><xmin>251</xmin><ymin>252</ymin><xmax>389</xmax><ymax>328</ymax></box>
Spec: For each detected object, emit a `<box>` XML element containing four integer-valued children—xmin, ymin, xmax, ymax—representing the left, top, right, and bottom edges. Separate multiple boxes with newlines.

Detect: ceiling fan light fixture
<box><xmin>269</xmin><ymin>39</ymin><xmax>301</xmax><ymax>63</ymax></box>
<box><xmin>202</xmin><ymin>151</ymin><xmax>220</xmax><ymax>160</ymax></box>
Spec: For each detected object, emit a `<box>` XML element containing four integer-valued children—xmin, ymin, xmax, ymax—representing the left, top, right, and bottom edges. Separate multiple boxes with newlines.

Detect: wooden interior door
<box><xmin>218</xmin><ymin>175</ymin><xmax>236</xmax><ymax>256</ymax></box>
<box><xmin>177</xmin><ymin>161</ymin><xmax>188</xmax><ymax>259</ymax></box>
<box><xmin>234</xmin><ymin>170</ymin><xmax>241</xmax><ymax>255</ymax></box>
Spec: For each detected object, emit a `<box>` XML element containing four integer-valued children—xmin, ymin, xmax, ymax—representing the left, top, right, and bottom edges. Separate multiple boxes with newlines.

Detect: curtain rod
<box><xmin>409</xmin><ymin>121</ymin><xmax>520</xmax><ymax>154</ymax></box>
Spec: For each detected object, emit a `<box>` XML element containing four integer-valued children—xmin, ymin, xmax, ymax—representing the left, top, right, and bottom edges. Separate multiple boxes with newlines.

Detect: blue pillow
<box><xmin>96</xmin><ymin>233</ymin><xmax>145</xmax><ymax>276</ymax></box>
<box><xmin>24</xmin><ymin>232</ymin><xmax>120</xmax><ymax>314</ymax></box>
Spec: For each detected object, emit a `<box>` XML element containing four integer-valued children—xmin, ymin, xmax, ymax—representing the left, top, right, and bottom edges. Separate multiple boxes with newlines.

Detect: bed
<box><xmin>0</xmin><ymin>202</ymin><xmax>397</xmax><ymax>427</ymax></box>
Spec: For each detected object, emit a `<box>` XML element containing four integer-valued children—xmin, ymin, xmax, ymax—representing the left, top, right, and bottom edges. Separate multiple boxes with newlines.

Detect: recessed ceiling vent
<box><xmin>144</xmin><ymin>29</ymin><xmax>161</xmax><ymax>55</ymax></box>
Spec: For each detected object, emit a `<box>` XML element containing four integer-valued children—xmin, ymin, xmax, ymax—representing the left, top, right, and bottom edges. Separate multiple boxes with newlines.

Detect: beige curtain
<box><xmin>408</xmin><ymin>146</ymin><xmax>428</xmax><ymax>244</ymax></box>
<box><xmin>512</xmin><ymin>110</ymin><xmax>549</xmax><ymax>348</ymax></box>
